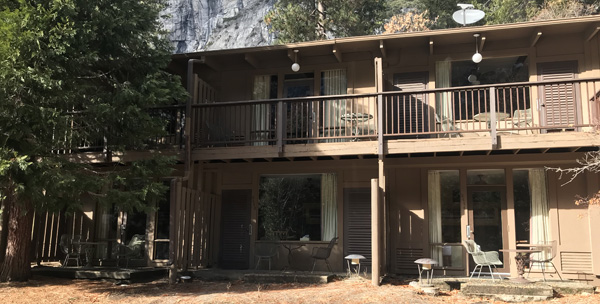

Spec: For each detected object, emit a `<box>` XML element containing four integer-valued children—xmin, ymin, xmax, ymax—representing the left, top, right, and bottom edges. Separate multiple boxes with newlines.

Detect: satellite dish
<box><xmin>452</xmin><ymin>5</ymin><xmax>485</xmax><ymax>26</ymax></box>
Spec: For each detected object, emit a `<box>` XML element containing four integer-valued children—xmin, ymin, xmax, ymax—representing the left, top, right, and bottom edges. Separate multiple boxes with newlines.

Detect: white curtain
<box><xmin>529</xmin><ymin>168</ymin><xmax>551</xmax><ymax>263</ymax></box>
<box><xmin>321</xmin><ymin>173</ymin><xmax>338</xmax><ymax>241</ymax></box>
<box><xmin>428</xmin><ymin>171</ymin><xmax>443</xmax><ymax>264</ymax></box>
<box><xmin>322</xmin><ymin>69</ymin><xmax>347</xmax><ymax>140</ymax></box>
<box><xmin>252</xmin><ymin>75</ymin><xmax>271</xmax><ymax>146</ymax></box>
<box><xmin>435</xmin><ymin>61</ymin><xmax>453</xmax><ymax>121</ymax></box>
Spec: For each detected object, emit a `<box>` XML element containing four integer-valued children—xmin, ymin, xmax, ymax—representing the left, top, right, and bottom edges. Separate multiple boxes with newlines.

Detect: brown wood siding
<box><xmin>538</xmin><ymin>61</ymin><xmax>580</xmax><ymax>128</ymax></box>
<box><xmin>343</xmin><ymin>188</ymin><xmax>372</xmax><ymax>271</ymax></box>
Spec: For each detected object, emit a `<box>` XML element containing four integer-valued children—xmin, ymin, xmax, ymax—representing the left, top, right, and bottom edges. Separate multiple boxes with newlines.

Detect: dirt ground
<box><xmin>1</xmin><ymin>275</ymin><xmax>599</xmax><ymax>304</ymax></box>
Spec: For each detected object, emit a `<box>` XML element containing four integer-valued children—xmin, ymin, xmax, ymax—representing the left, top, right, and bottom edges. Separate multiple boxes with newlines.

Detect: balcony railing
<box><xmin>52</xmin><ymin>78</ymin><xmax>600</xmax><ymax>155</ymax></box>
<box><xmin>190</xmin><ymin>78</ymin><xmax>600</xmax><ymax>148</ymax></box>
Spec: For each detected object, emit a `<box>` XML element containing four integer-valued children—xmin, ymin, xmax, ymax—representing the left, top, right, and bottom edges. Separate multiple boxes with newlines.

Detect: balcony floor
<box><xmin>191</xmin><ymin>132</ymin><xmax>600</xmax><ymax>163</ymax></box>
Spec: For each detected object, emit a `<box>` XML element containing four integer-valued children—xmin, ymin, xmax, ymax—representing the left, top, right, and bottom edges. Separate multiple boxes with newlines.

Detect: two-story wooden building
<box><xmin>34</xmin><ymin>16</ymin><xmax>600</xmax><ymax>284</ymax></box>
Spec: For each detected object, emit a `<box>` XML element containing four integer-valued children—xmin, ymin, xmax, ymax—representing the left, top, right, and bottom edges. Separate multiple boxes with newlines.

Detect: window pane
<box><xmin>429</xmin><ymin>170</ymin><xmax>462</xmax><ymax>268</ymax></box>
<box><xmin>467</xmin><ymin>169</ymin><xmax>505</xmax><ymax>185</ymax></box>
<box><xmin>440</xmin><ymin>171</ymin><xmax>461</xmax><ymax>243</ymax></box>
<box><xmin>513</xmin><ymin>169</ymin><xmax>531</xmax><ymax>244</ymax></box>
<box><xmin>258</xmin><ymin>175</ymin><xmax>322</xmax><ymax>241</ymax></box>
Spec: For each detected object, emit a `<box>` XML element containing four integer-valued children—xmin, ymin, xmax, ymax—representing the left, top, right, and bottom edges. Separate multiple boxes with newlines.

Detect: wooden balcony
<box><xmin>60</xmin><ymin>78</ymin><xmax>600</xmax><ymax>163</ymax></box>
<box><xmin>187</xmin><ymin>78</ymin><xmax>600</xmax><ymax>161</ymax></box>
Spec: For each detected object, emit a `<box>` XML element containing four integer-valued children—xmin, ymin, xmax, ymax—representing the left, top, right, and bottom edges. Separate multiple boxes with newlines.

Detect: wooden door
<box><xmin>343</xmin><ymin>188</ymin><xmax>371</xmax><ymax>272</ymax></box>
<box><xmin>219</xmin><ymin>189</ymin><xmax>251</xmax><ymax>269</ymax></box>
<box><xmin>537</xmin><ymin>61</ymin><xmax>580</xmax><ymax>130</ymax></box>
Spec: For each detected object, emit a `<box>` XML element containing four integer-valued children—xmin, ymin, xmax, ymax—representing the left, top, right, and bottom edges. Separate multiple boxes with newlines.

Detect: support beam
<box><xmin>429</xmin><ymin>39</ymin><xmax>434</xmax><ymax>55</ymax></box>
<box><xmin>199</xmin><ymin>55</ymin><xmax>221</xmax><ymax>71</ymax></box>
<box><xmin>371</xmin><ymin>178</ymin><xmax>380</xmax><ymax>287</ymax></box>
<box><xmin>586</xmin><ymin>24</ymin><xmax>600</xmax><ymax>41</ymax></box>
<box><xmin>530</xmin><ymin>31</ymin><xmax>542</xmax><ymax>47</ymax></box>
<box><xmin>244</xmin><ymin>54</ymin><xmax>259</xmax><ymax>69</ymax></box>
<box><xmin>333</xmin><ymin>45</ymin><xmax>343</xmax><ymax>63</ymax></box>
<box><xmin>480</xmin><ymin>36</ymin><xmax>486</xmax><ymax>52</ymax></box>
<box><xmin>379</xmin><ymin>40</ymin><xmax>387</xmax><ymax>59</ymax></box>
<box><xmin>287</xmin><ymin>49</ymin><xmax>300</xmax><ymax>63</ymax></box>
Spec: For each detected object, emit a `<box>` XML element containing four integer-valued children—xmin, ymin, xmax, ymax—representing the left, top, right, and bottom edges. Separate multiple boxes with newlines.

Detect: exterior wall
<box><xmin>203</xmin><ymin>159</ymin><xmax>378</xmax><ymax>272</ymax></box>
<box><xmin>382</xmin><ymin>154</ymin><xmax>600</xmax><ymax>284</ymax></box>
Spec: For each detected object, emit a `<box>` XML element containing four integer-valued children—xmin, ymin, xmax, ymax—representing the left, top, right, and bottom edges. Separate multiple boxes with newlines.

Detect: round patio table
<box><xmin>499</xmin><ymin>248</ymin><xmax>541</xmax><ymax>283</ymax></box>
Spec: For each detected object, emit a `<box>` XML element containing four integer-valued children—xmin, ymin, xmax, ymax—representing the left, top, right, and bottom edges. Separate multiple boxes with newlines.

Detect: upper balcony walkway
<box><xmin>69</xmin><ymin>78</ymin><xmax>600</xmax><ymax>163</ymax></box>
<box><xmin>180</xmin><ymin>77</ymin><xmax>600</xmax><ymax>162</ymax></box>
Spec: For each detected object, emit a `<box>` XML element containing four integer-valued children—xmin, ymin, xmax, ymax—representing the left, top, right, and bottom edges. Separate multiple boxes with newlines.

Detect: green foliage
<box><xmin>0</xmin><ymin>0</ymin><xmax>186</xmax><ymax>214</ymax></box>
<box><xmin>484</xmin><ymin>0</ymin><xmax>542</xmax><ymax>25</ymax></box>
<box><xmin>265</xmin><ymin>0</ymin><xmax>386</xmax><ymax>43</ymax></box>
<box><xmin>258</xmin><ymin>176</ymin><xmax>320</xmax><ymax>240</ymax></box>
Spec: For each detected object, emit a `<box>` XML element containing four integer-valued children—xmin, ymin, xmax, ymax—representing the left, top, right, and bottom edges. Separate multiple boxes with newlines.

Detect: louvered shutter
<box><xmin>538</xmin><ymin>61</ymin><xmax>579</xmax><ymax>129</ymax></box>
<box><xmin>388</xmin><ymin>72</ymin><xmax>429</xmax><ymax>135</ymax></box>
<box><xmin>343</xmin><ymin>188</ymin><xmax>372</xmax><ymax>272</ymax></box>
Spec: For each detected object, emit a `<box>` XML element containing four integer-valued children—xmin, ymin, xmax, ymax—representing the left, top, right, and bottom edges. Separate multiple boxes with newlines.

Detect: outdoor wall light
<box><xmin>472</xmin><ymin>33</ymin><xmax>482</xmax><ymax>63</ymax></box>
<box><xmin>291</xmin><ymin>49</ymin><xmax>300</xmax><ymax>72</ymax></box>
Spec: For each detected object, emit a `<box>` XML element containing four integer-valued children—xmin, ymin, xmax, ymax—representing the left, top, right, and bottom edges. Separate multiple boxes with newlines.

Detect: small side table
<box><xmin>345</xmin><ymin>254</ymin><xmax>366</xmax><ymax>276</ymax></box>
<box><xmin>414</xmin><ymin>258</ymin><xmax>438</xmax><ymax>287</ymax></box>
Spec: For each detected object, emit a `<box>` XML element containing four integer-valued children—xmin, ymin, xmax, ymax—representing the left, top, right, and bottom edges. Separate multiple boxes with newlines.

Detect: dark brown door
<box><xmin>343</xmin><ymin>188</ymin><xmax>371</xmax><ymax>272</ymax></box>
<box><xmin>537</xmin><ymin>61</ymin><xmax>580</xmax><ymax>130</ymax></box>
<box><xmin>219</xmin><ymin>189</ymin><xmax>251</xmax><ymax>269</ymax></box>
<box><xmin>467</xmin><ymin>186</ymin><xmax>509</xmax><ymax>273</ymax></box>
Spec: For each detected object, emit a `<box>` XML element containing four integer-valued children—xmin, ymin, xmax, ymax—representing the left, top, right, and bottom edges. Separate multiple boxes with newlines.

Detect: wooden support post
<box><xmin>490</xmin><ymin>87</ymin><xmax>497</xmax><ymax>148</ymax></box>
<box><xmin>371</xmin><ymin>178</ymin><xmax>380</xmax><ymax>286</ymax></box>
<box><xmin>276</xmin><ymin>101</ymin><xmax>284</xmax><ymax>155</ymax></box>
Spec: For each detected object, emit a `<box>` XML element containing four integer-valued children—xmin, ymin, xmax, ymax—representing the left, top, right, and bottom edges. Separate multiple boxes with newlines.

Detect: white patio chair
<box><xmin>59</xmin><ymin>234</ymin><xmax>84</xmax><ymax>267</ymax></box>
<box><xmin>464</xmin><ymin>240</ymin><xmax>503</xmax><ymax>281</ymax></box>
<box><xmin>527</xmin><ymin>240</ymin><xmax>563</xmax><ymax>281</ymax></box>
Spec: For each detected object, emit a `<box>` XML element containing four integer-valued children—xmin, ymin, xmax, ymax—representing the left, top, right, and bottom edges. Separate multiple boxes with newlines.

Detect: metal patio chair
<box><xmin>527</xmin><ymin>240</ymin><xmax>563</xmax><ymax>281</ymax></box>
<box><xmin>311</xmin><ymin>237</ymin><xmax>338</xmax><ymax>273</ymax></box>
<box><xmin>255</xmin><ymin>242</ymin><xmax>279</xmax><ymax>270</ymax></box>
<box><xmin>115</xmin><ymin>234</ymin><xmax>145</xmax><ymax>268</ymax></box>
<box><xmin>59</xmin><ymin>234</ymin><xmax>84</xmax><ymax>267</ymax></box>
<box><xmin>464</xmin><ymin>240</ymin><xmax>503</xmax><ymax>281</ymax></box>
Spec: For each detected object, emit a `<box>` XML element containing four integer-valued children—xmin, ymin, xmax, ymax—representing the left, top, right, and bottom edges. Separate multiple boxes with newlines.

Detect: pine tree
<box><xmin>0</xmin><ymin>0</ymin><xmax>186</xmax><ymax>281</ymax></box>
<box><xmin>265</xmin><ymin>0</ymin><xmax>386</xmax><ymax>43</ymax></box>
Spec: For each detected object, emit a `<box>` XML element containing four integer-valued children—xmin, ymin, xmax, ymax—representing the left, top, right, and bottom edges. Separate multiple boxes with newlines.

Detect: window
<box><xmin>428</xmin><ymin>170</ymin><xmax>462</xmax><ymax>268</ymax></box>
<box><xmin>258</xmin><ymin>174</ymin><xmax>337</xmax><ymax>241</ymax></box>
<box><xmin>437</xmin><ymin>56</ymin><xmax>530</xmax><ymax>120</ymax></box>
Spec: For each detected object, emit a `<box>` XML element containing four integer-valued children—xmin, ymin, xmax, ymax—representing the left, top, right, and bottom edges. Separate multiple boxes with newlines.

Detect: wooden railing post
<box><xmin>276</xmin><ymin>100</ymin><xmax>284</xmax><ymax>155</ymax></box>
<box><xmin>490</xmin><ymin>86</ymin><xmax>497</xmax><ymax>148</ymax></box>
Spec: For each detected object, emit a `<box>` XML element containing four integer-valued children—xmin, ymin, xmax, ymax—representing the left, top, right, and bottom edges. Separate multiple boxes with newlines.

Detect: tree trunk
<box><xmin>0</xmin><ymin>190</ymin><xmax>34</xmax><ymax>282</ymax></box>
<box><xmin>0</xmin><ymin>200</ymin><xmax>9</xmax><ymax>264</ymax></box>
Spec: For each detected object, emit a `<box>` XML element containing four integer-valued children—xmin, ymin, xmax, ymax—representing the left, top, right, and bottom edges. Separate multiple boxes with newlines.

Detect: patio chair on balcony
<box><xmin>464</xmin><ymin>240</ymin><xmax>503</xmax><ymax>281</ymax></box>
<box><xmin>527</xmin><ymin>240</ymin><xmax>563</xmax><ymax>281</ymax></box>
<box><xmin>435</xmin><ymin>114</ymin><xmax>460</xmax><ymax>137</ymax></box>
<box><xmin>59</xmin><ymin>234</ymin><xmax>84</xmax><ymax>267</ymax></box>
<box><xmin>311</xmin><ymin>237</ymin><xmax>338</xmax><ymax>273</ymax></box>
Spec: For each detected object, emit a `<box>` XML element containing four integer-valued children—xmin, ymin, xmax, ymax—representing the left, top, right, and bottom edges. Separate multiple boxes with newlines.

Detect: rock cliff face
<box><xmin>163</xmin><ymin>0</ymin><xmax>275</xmax><ymax>53</ymax></box>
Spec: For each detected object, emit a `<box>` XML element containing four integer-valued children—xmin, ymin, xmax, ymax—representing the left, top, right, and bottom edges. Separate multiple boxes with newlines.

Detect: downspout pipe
<box><xmin>184</xmin><ymin>59</ymin><xmax>203</xmax><ymax>179</ymax></box>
